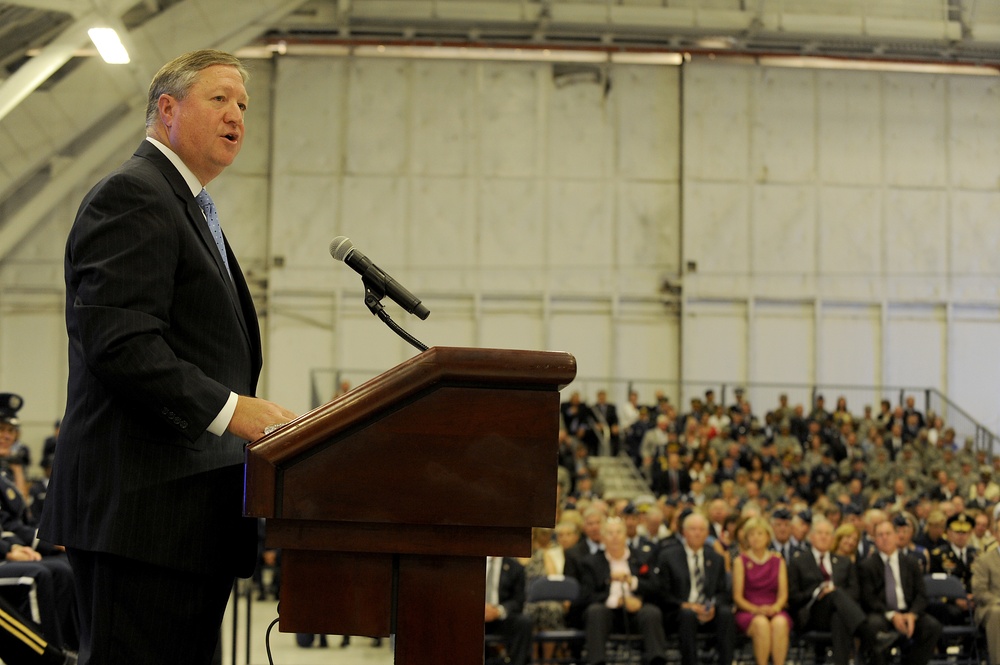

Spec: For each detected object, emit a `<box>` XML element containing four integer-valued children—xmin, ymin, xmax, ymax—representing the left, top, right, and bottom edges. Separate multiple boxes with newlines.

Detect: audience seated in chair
<box><xmin>787</xmin><ymin>516</ymin><xmax>883</xmax><ymax>665</ymax></box>
<box><xmin>579</xmin><ymin>517</ymin><xmax>667</xmax><ymax>665</ymax></box>
<box><xmin>857</xmin><ymin>520</ymin><xmax>942</xmax><ymax>665</ymax></box>
<box><xmin>733</xmin><ymin>516</ymin><xmax>792</xmax><ymax>665</ymax></box>
<box><xmin>972</xmin><ymin>518</ymin><xmax>1000</xmax><ymax>665</ymax></box>
<box><xmin>484</xmin><ymin>555</ymin><xmax>533</xmax><ymax>665</ymax></box>
<box><xmin>655</xmin><ymin>511</ymin><xmax>734</xmax><ymax>665</ymax></box>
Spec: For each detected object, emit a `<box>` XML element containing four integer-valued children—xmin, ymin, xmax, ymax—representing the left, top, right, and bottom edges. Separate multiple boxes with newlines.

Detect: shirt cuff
<box><xmin>207</xmin><ymin>392</ymin><xmax>238</xmax><ymax>436</ymax></box>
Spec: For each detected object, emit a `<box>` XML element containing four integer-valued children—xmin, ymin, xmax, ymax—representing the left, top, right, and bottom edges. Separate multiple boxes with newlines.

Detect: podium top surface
<box><xmin>244</xmin><ymin>346</ymin><xmax>576</xmax><ymax>523</ymax></box>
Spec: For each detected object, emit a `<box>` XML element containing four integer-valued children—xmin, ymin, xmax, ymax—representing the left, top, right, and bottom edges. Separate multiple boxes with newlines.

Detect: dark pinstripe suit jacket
<box><xmin>39</xmin><ymin>141</ymin><xmax>261</xmax><ymax>577</ymax></box>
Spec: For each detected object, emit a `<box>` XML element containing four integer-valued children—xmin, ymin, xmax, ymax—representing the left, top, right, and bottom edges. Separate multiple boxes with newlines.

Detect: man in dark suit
<box><xmin>579</xmin><ymin>518</ymin><xmax>667</xmax><ymax>665</ymax></box>
<box><xmin>38</xmin><ymin>50</ymin><xmax>295</xmax><ymax>665</ymax></box>
<box><xmin>788</xmin><ymin>517</ymin><xmax>882</xmax><ymax>665</ymax></box>
<box><xmin>857</xmin><ymin>520</ymin><xmax>942</xmax><ymax>665</ymax></box>
<box><xmin>484</xmin><ymin>556</ymin><xmax>533</xmax><ymax>665</ymax></box>
<box><xmin>656</xmin><ymin>511</ymin><xmax>734</xmax><ymax>665</ymax></box>
<box><xmin>591</xmin><ymin>390</ymin><xmax>620</xmax><ymax>455</ymax></box>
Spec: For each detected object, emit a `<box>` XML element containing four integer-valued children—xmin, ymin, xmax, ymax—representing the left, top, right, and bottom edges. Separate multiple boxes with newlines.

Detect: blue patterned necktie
<box><xmin>196</xmin><ymin>189</ymin><xmax>231</xmax><ymax>275</ymax></box>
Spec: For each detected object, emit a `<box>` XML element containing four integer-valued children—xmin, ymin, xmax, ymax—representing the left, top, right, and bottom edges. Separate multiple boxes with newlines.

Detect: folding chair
<box><xmin>525</xmin><ymin>575</ymin><xmax>585</xmax><ymax>664</ymax></box>
<box><xmin>924</xmin><ymin>573</ymin><xmax>980</xmax><ymax>665</ymax></box>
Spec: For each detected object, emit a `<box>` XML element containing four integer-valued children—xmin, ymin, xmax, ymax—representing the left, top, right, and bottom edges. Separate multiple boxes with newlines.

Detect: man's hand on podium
<box><xmin>229</xmin><ymin>395</ymin><xmax>297</xmax><ymax>441</ymax></box>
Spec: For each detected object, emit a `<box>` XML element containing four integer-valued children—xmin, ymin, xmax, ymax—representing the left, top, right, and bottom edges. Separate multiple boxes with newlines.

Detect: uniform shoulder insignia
<box><xmin>931</xmin><ymin>547</ymin><xmax>942</xmax><ymax>556</ymax></box>
<box><xmin>4</xmin><ymin>488</ymin><xmax>13</xmax><ymax>501</ymax></box>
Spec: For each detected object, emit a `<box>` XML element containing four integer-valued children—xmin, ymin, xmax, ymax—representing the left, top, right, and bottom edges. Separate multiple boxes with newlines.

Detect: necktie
<box><xmin>884</xmin><ymin>558</ymin><xmax>899</xmax><ymax>611</ymax></box>
<box><xmin>196</xmin><ymin>189</ymin><xmax>231</xmax><ymax>275</ymax></box>
<box><xmin>819</xmin><ymin>554</ymin><xmax>830</xmax><ymax>582</ymax></box>
<box><xmin>693</xmin><ymin>552</ymin><xmax>705</xmax><ymax>604</ymax></box>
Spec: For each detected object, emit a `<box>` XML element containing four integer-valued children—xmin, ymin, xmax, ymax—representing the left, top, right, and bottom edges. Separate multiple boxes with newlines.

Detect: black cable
<box><xmin>264</xmin><ymin>603</ymin><xmax>280</xmax><ymax>665</ymax></box>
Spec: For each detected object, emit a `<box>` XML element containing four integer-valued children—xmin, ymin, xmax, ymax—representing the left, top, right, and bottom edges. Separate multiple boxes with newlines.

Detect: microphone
<box><xmin>329</xmin><ymin>236</ymin><xmax>430</xmax><ymax>320</ymax></box>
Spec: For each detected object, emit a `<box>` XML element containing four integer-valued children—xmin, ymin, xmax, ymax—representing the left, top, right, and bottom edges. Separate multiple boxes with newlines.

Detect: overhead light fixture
<box><xmin>88</xmin><ymin>27</ymin><xmax>130</xmax><ymax>64</ymax></box>
<box><xmin>755</xmin><ymin>55</ymin><xmax>999</xmax><ymax>76</ymax></box>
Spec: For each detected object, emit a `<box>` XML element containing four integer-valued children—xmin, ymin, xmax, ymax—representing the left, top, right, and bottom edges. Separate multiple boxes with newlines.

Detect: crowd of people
<box><xmin>480</xmin><ymin>388</ymin><xmax>1000</xmax><ymax>665</ymax></box>
<box><xmin>0</xmin><ymin>394</ymin><xmax>76</xmax><ymax>664</ymax></box>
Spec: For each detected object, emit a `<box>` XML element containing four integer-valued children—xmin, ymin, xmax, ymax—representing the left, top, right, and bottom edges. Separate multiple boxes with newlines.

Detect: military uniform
<box><xmin>928</xmin><ymin>513</ymin><xmax>976</xmax><ymax>627</ymax></box>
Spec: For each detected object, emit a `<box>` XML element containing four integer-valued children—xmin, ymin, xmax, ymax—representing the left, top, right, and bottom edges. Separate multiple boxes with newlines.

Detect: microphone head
<box><xmin>329</xmin><ymin>236</ymin><xmax>353</xmax><ymax>261</ymax></box>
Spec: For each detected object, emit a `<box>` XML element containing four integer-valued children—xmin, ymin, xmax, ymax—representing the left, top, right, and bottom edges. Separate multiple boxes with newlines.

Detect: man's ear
<box><xmin>157</xmin><ymin>94</ymin><xmax>175</xmax><ymax>127</ymax></box>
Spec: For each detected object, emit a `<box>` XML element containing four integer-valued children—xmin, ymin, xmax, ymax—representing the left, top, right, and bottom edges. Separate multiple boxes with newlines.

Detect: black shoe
<box><xmin>340</xmin><ymin>635</ymin><xmax>350</xmax><ymax>648</ymax></box>
<box><xmin>372</xmin><ymin>638</ymin><xmax>383</xmax><ymax>647</ymax></box>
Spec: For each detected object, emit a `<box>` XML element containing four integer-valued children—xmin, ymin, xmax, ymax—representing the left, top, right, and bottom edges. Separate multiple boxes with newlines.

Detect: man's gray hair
<box><xmin>145</xmin><ymin>49</ymin><xmax>248</xmax><ymax>129</ymax></box>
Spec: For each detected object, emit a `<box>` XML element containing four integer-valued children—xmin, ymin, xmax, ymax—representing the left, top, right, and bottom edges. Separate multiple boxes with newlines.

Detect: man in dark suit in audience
<box><xmin>564</xmin><ymin>508</ymin><xmax>605</xmax><ymax>630</ymax></box>
<box><xmin>788</xmin><ymin>517</ymin><xmax>883</xmax><ymax>665</ymax></box>
<box><xmin>485</xmin><ymin>556</ymin><xmax>533</xmax><ymax>665</ymax></box>
<box><xmin>580</xmin><ymin>518</ymin><xmax>667</xmax><ymax>665</ymax></box>
<box><xmin>656</xmin><ymin>511</ymin><xmax>734</xmax><ymax>665</ymax></box>
<box><xmin>39</xmin><ymin>50</ymin><xmax>295</xmax><ymax>665</ymax></box>
<box><xmin>591</xmin><ymin>390</ymin><xmax>620</xmax><ymax>454</ymax></box>
<box><xmin>857</xmin><ymin>520</ymin><xmax>942</xmax><ymax>665</ymax></box>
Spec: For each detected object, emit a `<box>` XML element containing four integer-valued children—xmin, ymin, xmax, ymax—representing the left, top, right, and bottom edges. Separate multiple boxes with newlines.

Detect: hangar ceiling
<box><xmin>0</xmin><ymin>0</ymin><xmax>998</xmax><ymax>265</ymax></box>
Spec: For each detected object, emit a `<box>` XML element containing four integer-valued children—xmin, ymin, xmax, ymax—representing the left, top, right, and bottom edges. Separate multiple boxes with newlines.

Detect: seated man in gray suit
<box><xmin>788</xmin><ymin>517</ymin><xmax>884</xmax><ymax>665</ymax></box>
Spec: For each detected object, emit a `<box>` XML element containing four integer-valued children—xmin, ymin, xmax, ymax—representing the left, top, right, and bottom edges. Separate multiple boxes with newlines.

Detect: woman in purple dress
<box><xmin>733</xmin><ymin>516</ymin><xmax>791</xmax><ymax>665</ymax></box>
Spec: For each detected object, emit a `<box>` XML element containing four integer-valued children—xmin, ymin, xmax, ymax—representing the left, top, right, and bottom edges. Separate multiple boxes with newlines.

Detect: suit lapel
<box><xmin>136</xmin><ymin>143</ymin><xmax>256</xmax><ymax>353</ymax></box>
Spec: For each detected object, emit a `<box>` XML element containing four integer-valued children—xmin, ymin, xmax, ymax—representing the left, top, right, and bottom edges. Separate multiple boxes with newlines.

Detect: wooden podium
<box><xmin>244</xmin><ymin>346</ymin><xmax>576</xmax><ymax>664</ymax></box>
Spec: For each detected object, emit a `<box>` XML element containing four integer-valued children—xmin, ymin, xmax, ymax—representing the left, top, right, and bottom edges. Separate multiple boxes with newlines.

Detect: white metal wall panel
<box><xmin>948</xmin><ymin>76</ymin><xmax>1000</xmax><ymax>190</ymax></box>
<box><xmin>616</xmin><ymin>66</ymin><xmax>679</xmax><ymax>180</ymax></box>
<box><xmin>546</xmin><ymin>180</ymin><xmax>613</xmax><ymax>276</ymax></box>
<box><xmin>267</xmin><ymin>306</ymin><xmax>335</xmax><ymax>414</ymax></box>
<box><xmin>479</xmin><ymin>63</ymin><xmax>541</xmax><ymax>178</ymax></box>
<box><xmin>883</xmin><ymin>188</ymin><xmax>948</xmax><ymax>300</ymax></box>
<box><xmin>817</xmin><ymin>71</ymin><xmax>881</xmax><ymax>185</ymax></box>
<box><xmin>478</xmin><ymin>179</ymin><xmax>545</xmax><ymax>275</ymax></box>
<box><xmin>271</xmin><ymin>58</ymin><xmax>346</xmax><ymax>175</ymax></box>
<box><xmin>683</xmin><ymin>63</ymin><xmax>750</xmax><ymax>182</ymax></box>
<box><xmin>0</xmin><ymin>308</ymin><xmax>66</xmax><ymax>451</ymax></box>
<box><xmin>883</xmin><ymin>74</ymin><xmax>948</xmax><ymax>188</ymax></box>
<box><xmin>479</xmin><ymin>309</ymin><xmax>545</xmax><ymax>352</ymax></box>
<box><xmin>817</xmin><ymin>186</ymin><xmax>882</xmax><ymax>301</ymax></box>
<box><xmin>616</xmin><ymin>181</ymin><xmax>680</xmax><ymax>291</ymax></box>
<box><xmin>551</xmin><ymin>310</ymin><xmax>613</xmax><ymax>382</ymax></box>
<box><xmin>267</xmin><ymin>173</ymin><xmax>340</xmax><ymax>275</ymax></box>
<box><xmin>412</xmin><ymin>61</ymin><xmax>474</xmax><ymax>176</ymax></box>
<box><xmin>950</xmin><ymin>311</ymin><xmax>1000</xmax><ymax>433</ymax></box>
<box><xmin>950</xmin><ymin>190</ymin><xmax>1000</xmax><ymax>301</ymax></box>
<box><xmin>751</xmin><ymin>302</ymin><xmax>814</xmax><ymax>410</ymax></box>
<box><xmin>345</xmin><ymin>59</ymin><xmax>410</xmax><ymax>175</ymax></box>
<box><xmin>885</xmin><ymin>305</ymin><xmax>946</xmax><ymax>388</ymax></box>
<box><xmin>683</xmin><ymin>303</ymin><xmax>748</xmax><ymax>388</ymax></box>
<box><xmin>614</xmin><ymin>311</ymin><xmax>679</xmax><ymax>395</ymax></box>
<box><xmin>547</xmin><ymin>73</ymin><xmax>613</xmax><ymax>179</ymax></box>
<box><xmin>751</xmin><ymin>69</ymin><xmax>816</xmax><ymax>184</ymax></box>
<box><xmin>751</xmin><ymin>184</ymin><xmax>816</xmax><ymax>298</ymax></box>
<box><xmin>818</xmin><ymin>304</ymin><xmax>880</xmax><ymax>387</ymax></box>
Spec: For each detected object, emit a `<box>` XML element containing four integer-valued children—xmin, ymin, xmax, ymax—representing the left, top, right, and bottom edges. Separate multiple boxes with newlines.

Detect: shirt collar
<box><xmin>145</xmin><ymin>136</ymin><xmax>204</xmax><ymax>198</ymax></box>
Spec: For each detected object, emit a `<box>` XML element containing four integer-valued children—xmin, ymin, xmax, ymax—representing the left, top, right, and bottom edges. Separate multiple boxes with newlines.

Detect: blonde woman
<box><xmin>832</xmin><ymin>523</ymin><xmax>861</xmax><ymax>562</ymax></box>
<box><xmin>733</xmin><ymin>516</ymin><xmax>791</xmax><ymax>665</ymax></box>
